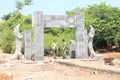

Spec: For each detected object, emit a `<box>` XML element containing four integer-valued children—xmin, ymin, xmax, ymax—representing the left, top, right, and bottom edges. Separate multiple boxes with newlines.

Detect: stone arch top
<box><xmin>32</xmin><ymin>11</ymin><xmax>84</xmax><ymax>29</ymax></box>
<box><xmin>43</xmin><ymin>15</ymin><xmax>75</xmax><ymax>28</ymax></box>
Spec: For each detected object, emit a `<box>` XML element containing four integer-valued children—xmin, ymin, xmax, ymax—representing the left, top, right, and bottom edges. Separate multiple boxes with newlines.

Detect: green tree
<box><xmin>0</xmin><ymin>12</ymin><xmax>32</xmax><ymax>53</ymax></box>
<box><xmin>0</xmin><ymin>0</ymin><xmax>33</xmax><ymax>53</ymax></box>
<box><xmin>66</xmin><ymin>2</ymin><xmax>120</xmax><ymax>50</ymax></box>
<box><xmin>15</xmin><ymin>1</ymin><xmax>24</xmax><ymax>11</ymax></box>
<box><xmin>15</xmin><ymin>0</ymin><xmax>33</xmax><ymax>12</ymax></box>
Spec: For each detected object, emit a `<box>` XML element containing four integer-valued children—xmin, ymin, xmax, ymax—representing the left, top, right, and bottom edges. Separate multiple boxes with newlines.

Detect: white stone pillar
<box><xmin>24</xmin><ymin>30</ymin><xmax>32</xmax><ymax>60</ymax></box>
<box><xmin>32</xmin><ymin>11</ymin><xmax>44</xmax><ymax>61</ymax></box>
<box><xmin>75</xmin><ymin>12</ymin><xmax>88</xmax><ymax>58</ymax></box>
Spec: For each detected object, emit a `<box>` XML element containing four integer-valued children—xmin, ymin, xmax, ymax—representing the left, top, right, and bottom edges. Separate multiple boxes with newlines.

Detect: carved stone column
<box><xmin>88</xmin><ymin>25</ymin><xmax>95</xmax><ymax>57</ymax></box>
<box><xmin>13</xmin><ymin>24</ymin><xmax>23</xmax><ymax>60</ymax></box>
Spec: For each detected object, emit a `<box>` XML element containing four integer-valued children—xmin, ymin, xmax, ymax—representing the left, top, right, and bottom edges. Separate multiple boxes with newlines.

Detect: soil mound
<box><xmin>0</xmin><ymin>73</ymin><xmax>13</xmax><ymax>80</ymax></box>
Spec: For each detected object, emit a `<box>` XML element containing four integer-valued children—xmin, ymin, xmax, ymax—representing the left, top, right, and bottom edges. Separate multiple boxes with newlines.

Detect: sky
<box><xmin>0</xmin><ymin>0</ymin><xmax>120</xmax><ymax>19</ymax></box>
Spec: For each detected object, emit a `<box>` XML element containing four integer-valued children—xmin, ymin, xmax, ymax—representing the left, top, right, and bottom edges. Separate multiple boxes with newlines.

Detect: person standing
<box><xmin>62</xmin><ymin>39</ymin><xmax>67</xmax><ymax>59</ymax></box>
<box><xmin>51</xmin><ymin>40</ymin><xmax>58</xmax><ymax>59</ymax></box>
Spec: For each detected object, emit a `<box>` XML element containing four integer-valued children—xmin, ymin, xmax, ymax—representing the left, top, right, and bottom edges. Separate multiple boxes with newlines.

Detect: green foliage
<box><xmin>66</xmin><ymin>2</ymin><xmax>120</xmax><ymax>50</ymax></box>
<box><xmin>44</xmin><ymin>28</ymin><xmax>75</xmax><ymax>47</ymax></box>
<box><xmin>44</xmin><ymin>28</ymin><xmax>75</xmax><ymax>56</ymax></box>
<box><xmin>0</xmin><ymin>12</ymin><xmax>32</xmax><ymax>53</ymax></box>
<box><xmin>24</xmin><ymin>0</ymin><xmax>33</xmax><ymax>5</ymax></box>
<box><xmin>0</xmin><ymin>30</ymin><xmax>15</xmax><ymax>53</ymax></box>
<box><xmin>0</xmin><ymin>0</ymin><xmax>33</xmax><ymax>53</ymax></box>
<box><xmin>15</xmin><ymin>0</ymin><xmax>33</xmax><ymax>12</ymax></box>
<box><xmin>114</xmin><ymin>31</ymin><xmax>120</xmax><ymax>47</ymax></box>
<box><xmin>1</xmin><ymin>13</ymin><xmax>12</xmax><ymax>21</ymax></box>
<box><xmin>86</xmin><ymin>3</ymin><xmax>120</xmax><ymax>49</ymax></box>
<box><xmin>15</xmin><ymin>1</ymin><xmax>24</xmax><ymax>11</ymax></box>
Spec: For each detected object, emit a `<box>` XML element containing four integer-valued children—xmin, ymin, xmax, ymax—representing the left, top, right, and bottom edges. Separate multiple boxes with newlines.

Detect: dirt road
<box><xmin>0</xmin><ymin>52</ymin><xmax>120</xmax><ymax>80</ymax></box>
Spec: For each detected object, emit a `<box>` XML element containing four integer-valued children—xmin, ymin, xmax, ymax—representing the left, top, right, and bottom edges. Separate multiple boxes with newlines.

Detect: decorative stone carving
<box><xmin>88</xmin><ymin>25</ymin><xmax>95</xmax><ymax>39</ymax></box>
<box><xmin>88</xmin><ymin>25</ymin><xmax>95</xmax><ymax>57</ymax></box>
<box><xmin>12</xmin><ymin>24</ymin><xmax>23</xmax><ymax>60</ymax></box>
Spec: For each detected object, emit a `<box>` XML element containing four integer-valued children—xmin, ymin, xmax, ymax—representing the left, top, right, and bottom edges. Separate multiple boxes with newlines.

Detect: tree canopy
<box><xmin>66</xmin><ymin>2</ymin><xmax>120</xmax><ymax>50</ymax></box>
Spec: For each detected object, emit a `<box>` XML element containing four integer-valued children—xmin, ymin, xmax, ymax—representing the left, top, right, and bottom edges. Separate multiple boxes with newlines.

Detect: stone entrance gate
<box><xmin>24</xmin><ymin>11</ymin><xmax>88</xmax><ymax>61</ymax></box>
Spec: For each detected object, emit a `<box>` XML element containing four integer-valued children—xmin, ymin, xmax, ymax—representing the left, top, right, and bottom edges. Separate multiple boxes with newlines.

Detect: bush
<box><xmin>0</xmin><ymin>30</ymin><xmax>15</xmax><ymax>53</ymax></box>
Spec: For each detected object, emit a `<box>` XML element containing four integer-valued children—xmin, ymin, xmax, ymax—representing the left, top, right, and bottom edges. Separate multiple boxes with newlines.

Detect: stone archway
<box><xmin>24</xmin><ymin>11</ymin><xmax>88</xmax><ymax>61</ymax></box>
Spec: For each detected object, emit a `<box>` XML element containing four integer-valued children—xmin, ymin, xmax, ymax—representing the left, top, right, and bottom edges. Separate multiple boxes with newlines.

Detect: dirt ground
<box><xmin>0</xmin><ymin>50</ymin><xmax>120</xmax><ymax>80</ymax></box>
